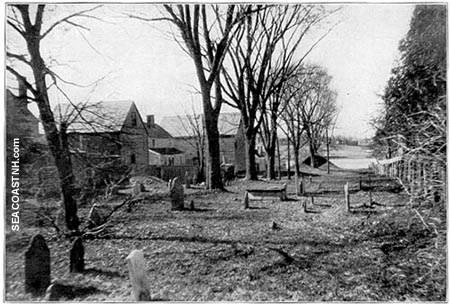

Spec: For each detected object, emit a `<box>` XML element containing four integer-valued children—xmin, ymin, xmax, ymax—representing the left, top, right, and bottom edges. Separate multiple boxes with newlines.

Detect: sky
<box><xmin>6</xmin><ymin>3</ymin><xmax>415</xmax><ymax>139</ymax></box>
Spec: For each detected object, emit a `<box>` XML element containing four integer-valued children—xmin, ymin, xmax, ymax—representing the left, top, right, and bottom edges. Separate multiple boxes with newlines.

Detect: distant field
<box><xmin>324</xmin><ymin>145</ymin><xmax>375</xmax><ymax>169</ymax></box>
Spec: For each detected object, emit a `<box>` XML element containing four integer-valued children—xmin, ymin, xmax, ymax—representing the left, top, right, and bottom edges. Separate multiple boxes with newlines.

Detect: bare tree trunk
<box><xmin>293</xmin><ymin>150</ymin><xmax>301</xmax><ymax>178</ymax></box>
<box><xmin>204</xmin><ymin>110</ymin><xmax>223</xmax><ymax>189</ymax></box>
<box><xmin>266</xmin><ymin>146</ymin><xmax>276</xmax><ymax>180</ymax></box>
<box><xmin>287</xmin><ymin>135</ymin><xmax>291</xmax><ymax>180</ymax></box>
<box><xmin>24</xmin><ymin>10</ymin><xmax>80</xmax><ymax>232</ymax></box>
<box><xmin>244</xmin><ymin>134</ymin><xmax>258</xmax><ymax>181</ymax></box>
<box><xmin>277</xmin><ymin>135</ymin><xmax>282</xmax><ymax>180</ymax></box>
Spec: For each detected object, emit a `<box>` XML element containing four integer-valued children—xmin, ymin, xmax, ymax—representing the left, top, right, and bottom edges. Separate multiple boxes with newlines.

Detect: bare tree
<box><xmin>300</xmin><ymin>67</ymin><xmax>338</xmax><ymax>167</ymax></box>
<box><xmin>177</xmin><ymin>104</ymin><xmax>206</xmax><ymax>183</ymax></box>
<box><xmin>130</xmin><ymin>5</ymin><xmax>248</xmax><ymax>189</ymax></box>
<box><xmin>222</xmin><ymin>5</ymin><xmax>336</xmax><ymax>180</ymax></box>
<box><xmin>279</xmin><ymin>66</ymin><xmax>314</xmax><ymax>187</ymax></box>
<box><xmin>6</xmin><ymin>4</ymin><xmax>106</xmax><ymax>233</ymax></box>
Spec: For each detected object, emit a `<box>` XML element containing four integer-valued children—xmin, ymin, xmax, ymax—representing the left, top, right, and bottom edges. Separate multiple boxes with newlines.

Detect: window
<box><xmin>131</xmin><ymin>112</ymin><xmax>137</xmax><ymax>127</ymax></box>
<box><xmin>130</xmin><ymin>154</ymin><xmax>136</xmax><ymax>164</ymax></box>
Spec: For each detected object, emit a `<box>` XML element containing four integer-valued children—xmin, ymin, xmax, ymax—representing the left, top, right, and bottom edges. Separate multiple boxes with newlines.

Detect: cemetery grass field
<box><xmin>5</xmin><ymin>168</ymin><xmax>446</xmax><ymax>301</ymax></box>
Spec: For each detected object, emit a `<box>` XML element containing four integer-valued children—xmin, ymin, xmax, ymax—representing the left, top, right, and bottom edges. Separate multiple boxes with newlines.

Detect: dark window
<box><xmin>130</xmin><ymin>154</ymin><xmax>136</xmax><ymax>164</ymax></box>
<box><xmin>131</xmin><ymin>112</ymin><xmax>137</xmax><ymax>126</ymax></box>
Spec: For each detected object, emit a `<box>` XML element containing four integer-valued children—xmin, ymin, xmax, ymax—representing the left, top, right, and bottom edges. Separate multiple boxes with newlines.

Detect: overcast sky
<box><xmin>7</xmin><ymin>3</ymin><xmax>415</xmax><ymax>139</ymax></box>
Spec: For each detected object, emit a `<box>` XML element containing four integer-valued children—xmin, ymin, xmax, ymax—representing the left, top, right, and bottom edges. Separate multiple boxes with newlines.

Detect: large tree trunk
<box><xmin>203</xmin><ymin>109</ymin><xmax>223</xmax><ymax>189</ymax></box>
<box><xmin>27</xmin><ymin>23</ymin><xmax>80</xmax><ymax>232</ymax></box>
<box><xmin>244</xmin><ymin>133</ymin><xmax>258</xmax><ymax>180</ymax></box>
<box><xmin>293</xmin><ymin>148</ymin><xmax>301</xmax><ymax>195</ymax></box>
<box><xmin>265</xmin><ymin>114</ymin><xmax>279</xmax><ymax>180</ymax></box>
<box><xmin>266</xmin><ymin>146</ymin><xmax>276</xmax><ymax>180</ymax></box>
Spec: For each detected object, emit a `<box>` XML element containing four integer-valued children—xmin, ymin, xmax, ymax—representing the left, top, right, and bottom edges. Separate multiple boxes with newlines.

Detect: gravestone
<box><xmin>243</xmin><ymin>191</ymin><xmax>249</xmax><ymax>209</ymax></box>
<box><xmin>126</xmin><ymin>250</ymin><xmax>151</xmax><ymax>301</ymax></box>
<box><xmin>132</xmin><ymin>181</ymin><xmax>140</xmax><ymax>197</ymax></box>
<box><xmin>70</xmin><ymin>237</ymin><xmax>84</xmax><ymax>273</ymax></box>
<box><xmin>193</xmin><ymin>174</ymin><xmax>198</xmax><ymax>185</ymax></box>
<box><xmin>25</xmin><ymin>234</ymin><xmax>50</xmax><ymax>294</ymax></box>
<box><xmin>168</xmin><ymin>177</ymin><xmax>184</xmax><ymax>211</ymax></box>
<box><xmin>298</xmin><ymin>178</ymin><xmax>304</xmax><ymax>195</ymax></box>
<box><xmin>282</xmin><ymin>183</ymin><xmax>288</xmax><ymax>200</ymax></box>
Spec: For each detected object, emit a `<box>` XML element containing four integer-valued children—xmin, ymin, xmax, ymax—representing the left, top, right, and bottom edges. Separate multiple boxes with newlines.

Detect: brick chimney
<box><xmin>147</xmin><ymin>115</ymin><xmax>155</xmax><ymax>128</ymax></box>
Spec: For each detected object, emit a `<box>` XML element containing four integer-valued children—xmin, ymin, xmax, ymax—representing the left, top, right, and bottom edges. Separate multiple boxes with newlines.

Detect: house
<box><xmin>148</xmin><ymin>147</ymin><xmax>185</xmax><ymax>166</ymax></box>
<box><xmin>144</xmin><ymin>114</ymin><xmax>187</xmax><ymax>166</ymax></box>
<box><xmin>56</xmin><ymin>100</ymin><xmax>149</xmax><ymax>171</ymax></box>
<box><xmin>6</xmin><ymin>80</ymin><xmax>46</xmax><ymax>145</ymax></box>
<box><xmin>145</xmin><ymin>114</ymin><xmax>173</xmax><ymax>149</ymax></box>
<box><xmin>159</xmin><ymin>112</ymin><xmax>242</xmax><ymax>168</ymax></box>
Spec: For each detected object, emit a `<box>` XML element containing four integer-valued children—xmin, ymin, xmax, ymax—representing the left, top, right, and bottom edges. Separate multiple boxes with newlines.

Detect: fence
<box><xmin>372</xmin><ymin>154</ymin><xmax>446</xmax><ymax>201</ymax></box>
<box><xmin>373</xmin><ymin>155</ymin><xmax>445</xmax><ymax>185</ymax></box>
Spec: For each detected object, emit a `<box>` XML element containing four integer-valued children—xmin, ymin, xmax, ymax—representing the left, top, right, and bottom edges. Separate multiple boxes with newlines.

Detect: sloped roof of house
<box><xmin>149</xmin><ymin>147</ymin><xmax>184</xmax><ymax>155</ymax></box>
<box><xmin>54</xmin><ymin>100</ymin><xmax>136</xmax><ymax>133</ymax></box>
<box><xmin>159</xmin><ymin>112</ymin><xmax>241</xmax><ymax>138</ymax></box>
<box><xmin>146</xmin><ymin>124</ymin><xmax>172</xmax><ymax>139</ymax></box>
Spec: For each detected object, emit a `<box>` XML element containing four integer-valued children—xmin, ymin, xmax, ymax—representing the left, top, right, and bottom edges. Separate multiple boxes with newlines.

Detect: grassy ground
<box><xmin>5</xmin><ymin>168</ymin><xmax>446</xmax><ymax>301</ymax></box>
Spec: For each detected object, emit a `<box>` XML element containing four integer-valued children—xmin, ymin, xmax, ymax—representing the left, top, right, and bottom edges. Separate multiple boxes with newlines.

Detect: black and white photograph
<box><xmin>4</xmin><ymin>2</ymin><xmax>447</xmax><ymax>301</ymax></box>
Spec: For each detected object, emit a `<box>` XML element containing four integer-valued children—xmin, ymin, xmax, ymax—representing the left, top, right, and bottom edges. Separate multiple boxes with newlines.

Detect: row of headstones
<box><xmin>131</xmin><ymin>176</ymin><xmax>190</xmax><ymax>211</ymax></box>
<box><xmin>24</xmin><ymin>234</ymin><xmax>84</xmax><ymax>296</ymax></box>
<box><xmin>25</xmin><ymin>234</ymin><xmax>149</xmax><ymax>301</ymax></box>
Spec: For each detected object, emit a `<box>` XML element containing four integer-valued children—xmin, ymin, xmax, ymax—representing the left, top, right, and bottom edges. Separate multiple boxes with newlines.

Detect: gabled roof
<box><xmin>149</xmin><ymin>147</ymin><xmax>184</xmax><ymax>155</ymax></box>
<box><xmin>159</xmin><ymin>112</ymin><xmax>241</xmax><ymax>138</ymax></box>
<box><xmin>146</xmin><ymin>124</ymin><xmax>172</xmax><ymax>139</ymax></box>
<box><xmin>54</xmin><ymin>100</ymin><xmax>135</xmax><ymax>133</ymax></box>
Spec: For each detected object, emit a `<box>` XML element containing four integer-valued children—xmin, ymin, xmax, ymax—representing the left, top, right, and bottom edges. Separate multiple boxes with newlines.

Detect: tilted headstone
<box><xmin>126</xmin><ymin>250</ymin><xmax>151</xmax><ymax>301</ymax></box>
<box><xmin>132</xmin><ymin>181</ymin><xmax>140</xmax><ymax>197</ymax></box>
<box><xmin>70</xmin><ymin>237</ymin><xmax>84</xmax><ymax>273</ymax></box>
<box><xmin>168</xmin><ymin>177</ymin><xmax>184</xmax><ymax>211</ymax></box>
<box><xmin>25</xmin><ymin>234</ymin><xmax>50</xmax><ymax>294</ymax></box>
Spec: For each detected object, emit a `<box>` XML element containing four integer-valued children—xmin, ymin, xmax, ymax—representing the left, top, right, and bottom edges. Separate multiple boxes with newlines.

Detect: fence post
<box><xmin>126</xmin><ymin>250</ymin><xmax>151</xmax><ymax>301</ymax></box>
<box><xmin>344</xmin><ymin>182</ymin><xmax>350</xmax><ymax>213</ymax></box>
